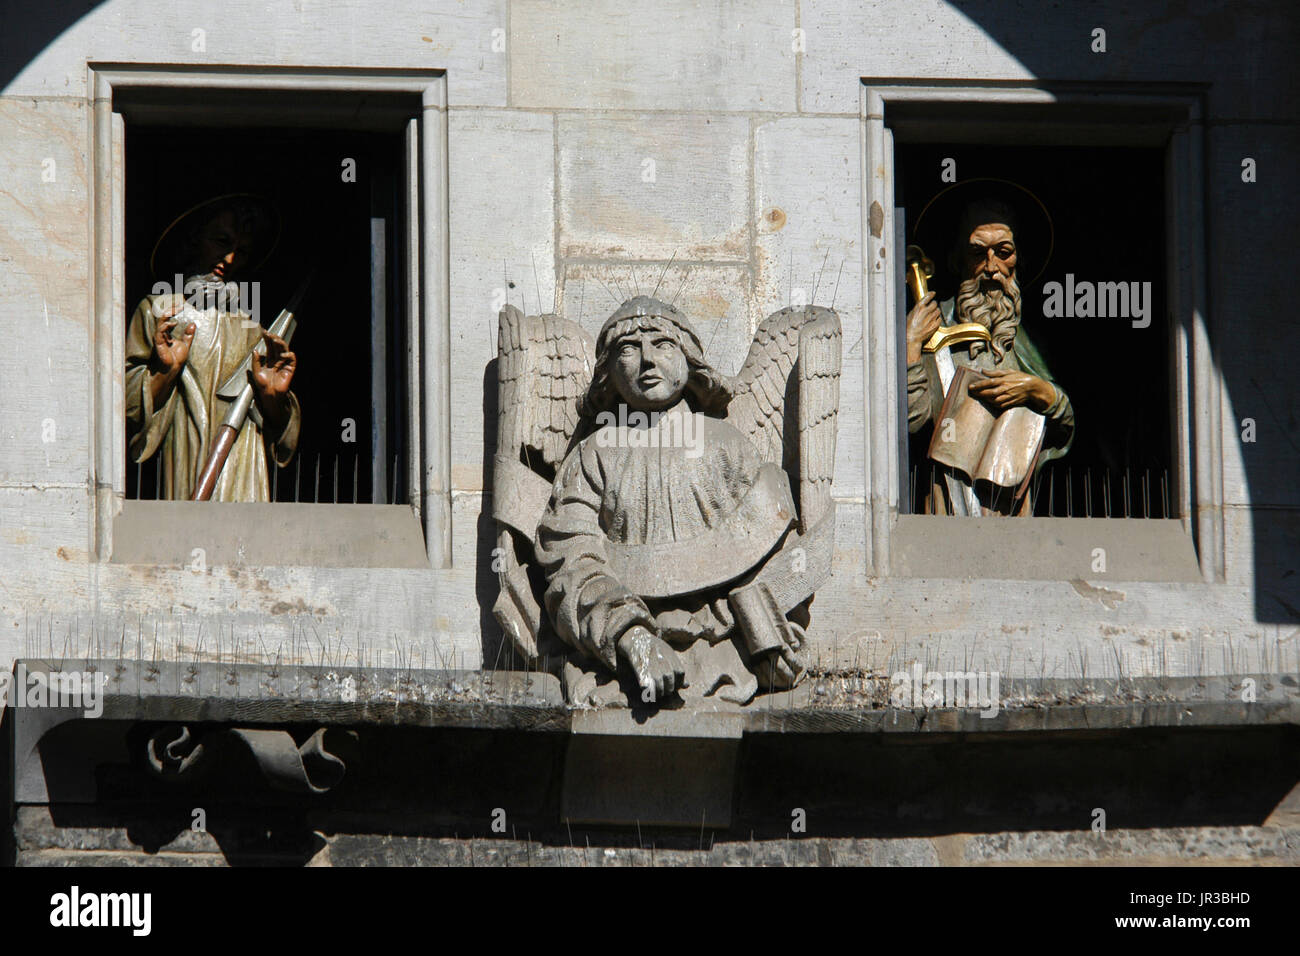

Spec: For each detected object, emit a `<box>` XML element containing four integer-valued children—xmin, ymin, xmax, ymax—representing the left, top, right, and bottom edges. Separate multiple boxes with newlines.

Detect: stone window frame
<box><xmin>860</xmin><ymin>80</ymin><xmax>1222</xmax><ymax>582</ymax></box>
<box><xmin>86</xmin><ymin>64</ymin><xmax>452</xmax><ymax>569</ymax></box>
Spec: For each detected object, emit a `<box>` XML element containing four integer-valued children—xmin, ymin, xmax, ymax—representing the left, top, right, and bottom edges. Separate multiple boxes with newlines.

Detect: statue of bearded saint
<box><xmin>491</xmin><ymin>295</ymin><xmax>841</xmax><ymax>707</ymax></box>
<box><xmin>905</xmin><ymin>197</ymin><xmax>1075</xmax><ymax>515</ymax></box>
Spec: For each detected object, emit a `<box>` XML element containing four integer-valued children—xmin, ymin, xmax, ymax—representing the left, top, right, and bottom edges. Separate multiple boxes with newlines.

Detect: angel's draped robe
<box><xmin>125</xmin><ymin>288</ymin><xmax>300</xmax><ymax>501</ymax></box>
<box><xmin>534</xmin><ymin>400</ymin><xmax>795</xmax><ymax>673</ymax></box>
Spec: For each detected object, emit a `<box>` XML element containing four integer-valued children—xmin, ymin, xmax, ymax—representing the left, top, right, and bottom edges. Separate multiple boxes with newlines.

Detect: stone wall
<box><xmin>1</xmin><ymin>0</ymin><xmax>1297</xmax><ymax>837</ymax></box>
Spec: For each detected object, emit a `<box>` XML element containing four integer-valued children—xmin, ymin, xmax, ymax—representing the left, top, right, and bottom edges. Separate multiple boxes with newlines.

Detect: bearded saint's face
<box><xmin>608</xmin><ymin>320</ymin><xmax>690</xmax><ymax>413</ymax></box>
<box><xmin>955</xmin><ymin>222</ymin><xmax>1022</xmax><ymax>360</ymax></box>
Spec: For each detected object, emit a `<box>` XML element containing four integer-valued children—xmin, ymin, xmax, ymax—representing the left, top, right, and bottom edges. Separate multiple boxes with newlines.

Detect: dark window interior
<box><xmin>896</xmin><ymin>143</ymin><xmax>1172</xmax><ymax>517</ymax></box>
<box><xmin>124</xmin><ymin>124</ymin><xmax>408</xmax><ymax>504</ymax></box>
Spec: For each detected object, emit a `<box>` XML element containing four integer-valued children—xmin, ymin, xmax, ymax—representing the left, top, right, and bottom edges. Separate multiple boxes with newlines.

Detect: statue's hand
<box><xmin>617</xmin><ymin>626</ymin><xmax>686</xmax><ymax>703</ymax></box>
<box><xmin>152</xmin><ymin>302</ymin><xmax>195</xmax><ymax>373</ymax></box>
<box><xmin>967</xmin><ymin>369</ymin><xmax>1056</xmax><ymax>413</ymax></box>
<box><xmin>147</xmin><ymin>303</ymin><xmax>194</xmax><ymax>406</ymax></box>
<box><xmin>905</xmin><ymin>292</ymin><xmax>941</xmax><ymax>364</ymax></box>
<box><xmin>251</xmin><ymin>331</ymin><xmax>296</xmax><ymax>399</ymax></box>
<box><xmin>250</xmin><ymin>331</ymin><xmax>296</xmax><ymax>431</ymax></box>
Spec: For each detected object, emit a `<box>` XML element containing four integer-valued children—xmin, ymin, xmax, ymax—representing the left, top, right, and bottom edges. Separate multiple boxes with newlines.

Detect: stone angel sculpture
<box><xmin>491</xmin><ymin>295</ymin><xmax>840</xmax><ymax>706</ymax></box>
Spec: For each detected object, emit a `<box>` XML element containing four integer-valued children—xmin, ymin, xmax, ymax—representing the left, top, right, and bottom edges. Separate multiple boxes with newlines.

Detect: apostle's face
<box><xmin>962</xmin><ymin>222</ymin><xmax>1017</xmax><ymax>293</ymax></box>
<box><xmin>955</xmin><ymin>221</ymin><xmax>1023</xmax><ymax>359</ymax></box>
<box><xmin>191</xmin><ymin>209</ymin><xmax>253</xmax><ymax>280</ymax></box>
<box><xmin>609</xmin><ymin>326</ymin><xmax>689</xmax><ymax>412</ymax></box>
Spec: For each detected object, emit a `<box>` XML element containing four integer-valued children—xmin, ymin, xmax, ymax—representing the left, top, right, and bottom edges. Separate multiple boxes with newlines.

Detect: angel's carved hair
<box><xmin>583</xmin><ymin>314</ymin><xmax>733</xmax><ymax>419</ymax></box>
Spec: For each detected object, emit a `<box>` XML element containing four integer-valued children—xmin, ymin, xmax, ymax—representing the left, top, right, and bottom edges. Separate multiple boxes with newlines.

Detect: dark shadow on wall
<box><xmin>0</xmin><ymin>707</ymin><xmax>14</xmax><ymax>867</ymax></box>
<box><xmin>0</xmin><ymin>0</ymin><xmax>106</xmax><ymax>93</ymax></box>
<box><xmin>477</xmin><ymin>360</ymin><xmax>506</xmax><ymax>670</ymax></box>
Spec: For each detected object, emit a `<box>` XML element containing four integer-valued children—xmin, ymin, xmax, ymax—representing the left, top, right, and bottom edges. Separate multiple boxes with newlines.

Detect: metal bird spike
<box><xmin>531</xmin><ymin>251</ymin><xmax>543</xmax><ymax>315</ymax></box>
<box><xmin>669</xmin><ymin>266</ymin><xmax>691</xmax><ymax>309</ymax></box>
<box><xmin>704</xmin><ymin>301</ymin><xmax>730</xmax><ymax>356</ymax></box>
<box><xmin>607</xmin><ymin>271</ymin><xmax>627</xmax><ymax>302</ymax></box>
<box><xmin>651</xmin><ymin>251</ymin><xmax>677</xmax><ymax>300</ymax></box>
<box><xmin>811</xmin><ymin>247</ymin><xmax>831</xmax><ymax>306</ymax></box>
<box><xmin>594</xmin><ymin>274</ymin><xmax>622</xmax><ymax>306</ymax></box>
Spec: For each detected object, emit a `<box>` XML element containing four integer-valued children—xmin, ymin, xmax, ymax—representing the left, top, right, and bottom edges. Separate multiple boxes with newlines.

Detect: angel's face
<box><xmin>609</xmin><ymin>327</ymin><xmax>689</xmax><ymax>412</ymax></box>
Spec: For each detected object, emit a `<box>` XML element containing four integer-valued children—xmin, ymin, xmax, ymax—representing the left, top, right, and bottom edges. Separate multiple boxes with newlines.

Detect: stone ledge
<box><xmin>19</xmin><ymin>827</ymin><xmax>1295</xmax><ymax>867</ymax></box>
<box><xmin>959</xmin><ymin>826</ymin><xmax>1300</xmax><ymax>864</ymax></box>
<box><xmin>8</xmin><ymin>661</ymin><xmax>1296</xmax><ymax>736</ymax></box>
<box><xmin>15</xmin><ymin>805</ymin><xmax>220</xmax><ymax>854</ymax></box>
<box><xmin>17</xmin><ymin>849</ymin><xmax>227</xmax><ymax>867</ymax></box>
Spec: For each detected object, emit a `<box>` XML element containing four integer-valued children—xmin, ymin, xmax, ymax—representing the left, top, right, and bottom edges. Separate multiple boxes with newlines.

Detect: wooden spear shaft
<box><xmin>191</xmin><ymin>425</ymin><xmax>239</xmax><ymax>501</ymax></box>
<box><xmin>190</xmin><ymin>274</ymin><xmax>312</xmax><ymax>501</ymax></box>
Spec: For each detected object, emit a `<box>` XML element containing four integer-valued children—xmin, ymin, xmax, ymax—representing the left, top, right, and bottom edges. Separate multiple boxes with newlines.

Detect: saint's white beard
<box><xmin>954</xmin><ymin>274</ymin><xmax>1021</xmax><ymax>360</ymax></box>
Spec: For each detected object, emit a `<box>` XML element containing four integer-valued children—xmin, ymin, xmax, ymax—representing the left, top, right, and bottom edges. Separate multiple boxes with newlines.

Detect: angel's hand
<box><xmin>617</xmin><ymin>626</ymin><xmax>686</xmax><ymax>703</ymax></box>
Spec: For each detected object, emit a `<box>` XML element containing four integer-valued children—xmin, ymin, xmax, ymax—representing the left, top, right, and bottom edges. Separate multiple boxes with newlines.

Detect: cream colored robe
<box><xmin>125</xmin><ymin>289</ymin><xmax>300</xmax><ymax>501</ymax></box>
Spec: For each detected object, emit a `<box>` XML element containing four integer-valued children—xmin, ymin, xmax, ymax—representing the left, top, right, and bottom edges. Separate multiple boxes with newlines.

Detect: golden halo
<box><xmin>911</xmin><ymin>177</ymin><xmax>1054</xmax><ymax>289</ymax></box>
<box><xmin>148</xmin><ymin>192</ymin><xmax>280</xmax><ymax>280</ymax></box>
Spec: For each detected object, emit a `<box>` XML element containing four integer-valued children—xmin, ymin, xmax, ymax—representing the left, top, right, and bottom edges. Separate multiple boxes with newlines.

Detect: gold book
<box><xmin>923</xmin><ymin>322</ymin><xmax>992</xmax><ymax>353</ymax></box>
<box><xmin>927</xmin><ymin>366</ymin><xmax>1045</xmax><ymax>492</ymax></box>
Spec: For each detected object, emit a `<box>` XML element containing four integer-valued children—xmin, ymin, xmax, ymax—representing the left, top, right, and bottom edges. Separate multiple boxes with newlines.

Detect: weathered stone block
<box><xmin>802</xmin><ymin>0</ymin><xmax>1296</xmax><ymax>122</ymax></box>
<box><xmin>800</xmin><ymin>0</ymin><xmax>1033</xmax><ymax>114</ymax></box>
<box><xmin>452</xmin><ymin>110</ymin><xmax>556</xmax><ymax>490</ymax></box>
<box><xmin>18</xmin><ymin>849</ymin><xmax>226</xmax><ymax>867</ymax></box>
<box><xmin>562</xmin><ymin>711</ymin><xmax>743</xmax><ymax>827</ymax></box>
<box><xmin>510</xmin><ymin>0</ymin><xmax>796</xmax><ymax>112</ymax></box>
<box><xmin>755</xmin><ymin>116</ymin><xmax>864</xmax><ymax>497</ymax></box>
<box><xmin>962</xmin><ymin>826</ymin><xmax>1298</xmax><ymax>864</ymax></box>
<box><xmin>558</xmin><ymin>114</ymin><xmax>751</xmax><ymax>263</ymax></box>
<box><xmin>0</xmin><ymin>99</ymin><xmax>92</xmax><ymax>488</ymax></box>
<box><xmin>15</xmin><ymin>806</ymin><xmax>222</xmax><ymax>855</ymax></box>
<box><xmin>2</xmin><ymin>0</ymin><xmax>508</xmax><ymax>106</ymax></box>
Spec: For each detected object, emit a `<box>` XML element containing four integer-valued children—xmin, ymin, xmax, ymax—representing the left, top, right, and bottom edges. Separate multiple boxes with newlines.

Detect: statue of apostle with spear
<box><xmin>125</xmin><ymin>194</ymin><xmax>304</xmax><ymax>502</ymax></box>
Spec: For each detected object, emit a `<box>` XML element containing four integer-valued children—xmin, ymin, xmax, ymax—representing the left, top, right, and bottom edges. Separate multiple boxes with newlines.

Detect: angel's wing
<box><xmin>796</xmin><ymin>309</ymin><xmax>842</xmax><ymax>531</ymax></box>
<box><xmin>726</xmin><ymin>306</ymin><xmax>841</xmax><ymax>531</ymax></box>
<box><xmin>493</xmin><ymin>305</ymin><xmax>595</xmax><ymax>665</ymax></box>
<box><xmin>497</xmin><ymin>305</ymin><xmax>595</xmax><ymax>479</ymax></box>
